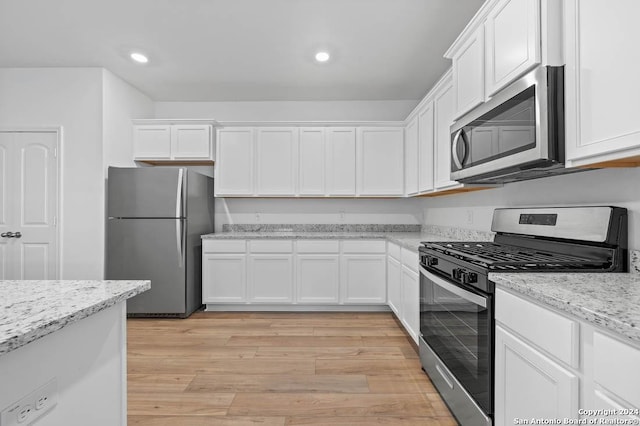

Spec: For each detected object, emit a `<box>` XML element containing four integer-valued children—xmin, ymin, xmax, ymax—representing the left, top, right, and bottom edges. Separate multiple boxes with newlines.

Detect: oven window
<box><xmin>453</xmin><ymin>86</ymin><xmax>536</xmax><ymax>170</ymax></box>
<box><xmin>420</xmin><ymin>272</ymin><xmax>492</xmax><ymax>413</ymax></box>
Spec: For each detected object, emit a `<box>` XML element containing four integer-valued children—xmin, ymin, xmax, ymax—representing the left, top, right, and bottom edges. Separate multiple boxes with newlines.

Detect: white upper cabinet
<box><xmin>215</xmin><ymin>127</ymin><xmax>255</xmax><ymax>196</ymax></box>
<box><xmin>255</xmin><ymin>127</ymin><xmax>298</xmax><ymax>195</ymax></box>
<box><xmin>133</xmin><ymin>125</ymin><xmax>172</xmax><ymax>159</ymax></box>
<box><xmin>433</xmin><ymin>72</ymin><xmax>459</xmax><ymax>190</ymax></box>
<box><xmin>326</xmin><ymin>128</ymin><xmax>357</xmax><ymax>196</ymax></box>
<box><xmin>133</xmin><ymin>120</ymin><xmax>215</xmax><ymax>163</ymax></box>
<box><xmin>417</xmin><ymin>102</ymin><xmax>435</xmax><ymax>193</ymax></box>
<box><xmin>298</xmin><ymin>128</ymin><xmax>325</xmax><ymax>196</ymax></box>
<box><xmin>485</xmin><ymin>0</ymin><xmax>541</xmax><ymax>97</ymax></box>
<box><xmin>170</xmin><ymin>125</ymin><xmax>212</xmax><ymax>160</ymax></box>
<box><xmin>451</xmin><ymin>26</ymin><xmax>485</xmax><ymax>119</ymax></box>
<box><xmin>564</xmin><ymin>0</ymin><xmax>640</xmax><ymax>167</ymax></box>
<box><xmin>404</xmin><ymin>117</ymin><xmax>419</xmax><ymax>196</ymax></box>
<box><xmin>357</xmin><ymin>127</ymin><xmax>404</xmax><ymax>196</ymax></box>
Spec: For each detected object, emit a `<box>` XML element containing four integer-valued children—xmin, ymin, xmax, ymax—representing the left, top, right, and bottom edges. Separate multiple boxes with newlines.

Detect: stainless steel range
<box><xmin>418</xmin><ymin>206</ymin><xmax>628</xmax><ymax>426</ymax></box>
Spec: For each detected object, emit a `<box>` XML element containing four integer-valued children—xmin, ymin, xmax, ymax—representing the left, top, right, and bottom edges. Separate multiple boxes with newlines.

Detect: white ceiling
<box><xmin>0</xmin><ymin>0</ymin><xmax>484</xmax><ymax>102</ymax></box>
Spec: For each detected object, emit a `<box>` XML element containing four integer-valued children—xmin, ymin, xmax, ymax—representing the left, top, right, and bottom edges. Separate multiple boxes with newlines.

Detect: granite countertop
<box><xmin>0</xmin><ymin>280</ymin><xmax>150</xmax><ymax>356</ymax></box>
<box><xmin>491</xmin><ymin>272</ymin><xmax>640</xmax><ymax>344</ymax></box>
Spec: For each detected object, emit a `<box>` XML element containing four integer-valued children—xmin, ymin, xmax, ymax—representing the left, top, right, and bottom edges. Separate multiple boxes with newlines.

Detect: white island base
<box><xmin>0</xmin><ymin>303</ymin><xmax>127</xmax><ymax>426</ymax></box>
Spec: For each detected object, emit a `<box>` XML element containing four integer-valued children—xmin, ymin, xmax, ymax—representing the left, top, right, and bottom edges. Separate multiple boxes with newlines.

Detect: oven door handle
<box><xmin>420</xmin><ymin>266</ymin><xmax>487</xmax><ymax>308</ymax></box>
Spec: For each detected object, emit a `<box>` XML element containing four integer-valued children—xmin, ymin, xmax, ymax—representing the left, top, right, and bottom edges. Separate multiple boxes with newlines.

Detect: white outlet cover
<box><xmin>0</xmin><ymin>379</ymin><xmax>57</xmax><ymax>426</ymax></box>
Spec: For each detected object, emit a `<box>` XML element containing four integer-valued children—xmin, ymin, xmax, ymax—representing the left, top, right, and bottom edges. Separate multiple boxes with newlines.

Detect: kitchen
<box><xmin>1</xmin><ymin>0</ymin><xmax>639</xmax><ymax>425</ymax></box>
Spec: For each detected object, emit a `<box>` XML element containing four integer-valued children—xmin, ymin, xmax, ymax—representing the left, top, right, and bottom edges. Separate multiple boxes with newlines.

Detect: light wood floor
<box><xmin>127</xmin><ymin>311</ymin><xmax>457</xmax><ymax>425</ymax></box>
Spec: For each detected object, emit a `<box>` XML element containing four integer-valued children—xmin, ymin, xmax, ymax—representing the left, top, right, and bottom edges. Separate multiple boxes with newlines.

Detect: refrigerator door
<box><xmin>106</xmin><ymin>217</ymin><xmax>187</xmax><ymax>315</ymax></box>
<box><xmin>107</xmin><ymin>167</ymin><xmax>185</xmax><ymax>218</ymax></box>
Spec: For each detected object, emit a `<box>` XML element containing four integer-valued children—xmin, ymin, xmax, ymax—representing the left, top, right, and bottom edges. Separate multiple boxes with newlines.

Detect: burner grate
<box><xmin>423</xmin><ymin>241</ymin><xmax>610</xmax><ymax>271</ymax></box>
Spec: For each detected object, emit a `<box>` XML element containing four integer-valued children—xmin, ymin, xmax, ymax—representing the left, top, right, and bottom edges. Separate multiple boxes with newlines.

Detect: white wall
<box><xmin>155</xmin><ymin>100</ymin><xmax>417</xmax><ymax>122</ymax></box>
<box><xmin>420</xmin><ymin>167</ymin><xmax>640</xmax><ymax>250</ymax></box>
<box><xmin>102</xmin><ymin>69</ymin><xmax>154</xmax><ymax>170</ymax></box>
<box><xmin>0</xmin><ymin>68</ymin><xmax>104</xmax><ymax>279</ymax></box>
<box><xmin>215</xmin><ymin>198</ymin><xmax>421</xmax><ymax>232</ymax></box>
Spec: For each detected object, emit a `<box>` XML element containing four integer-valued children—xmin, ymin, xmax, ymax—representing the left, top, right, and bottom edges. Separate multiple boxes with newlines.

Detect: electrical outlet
<box><xmin>0</xmin><ymin>379</ymin><xmax>57</xmax><ymax>426</ymax></box>
<box><xmin>466</xmin><ymin>210</ymin><xmax>474</xmax><ymax>225</ymax></box>
<box><xmin>255</xmin><ymin>212</ymin><xmax>261</xmax><ymax>222</ymax></box>
<box><xmin>339</xmin><ymin>210</ymin><xmax>346</xmax><ymax>222</ymax></box>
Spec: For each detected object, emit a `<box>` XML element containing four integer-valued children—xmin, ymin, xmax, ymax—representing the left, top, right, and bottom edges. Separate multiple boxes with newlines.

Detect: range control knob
<box><xmin>462</xmin><ymin>272</ymin><xmax>478</xmax><ymax>284</ymax></box>
<box><xmin>427</xmin><ymin>256</ymin><xmax>438</xmax><ymax>267</ymax></box>
<box><xmin>452</xmin><ymin>268</ymin><xmax>463</xmax><ymax>280</ymax></box>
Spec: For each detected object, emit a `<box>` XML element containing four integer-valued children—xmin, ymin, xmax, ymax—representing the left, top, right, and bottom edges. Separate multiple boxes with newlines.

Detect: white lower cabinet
<box><xmin>496</xmin><ymin>287</ymin><xmax>640</xmax><ymax>422</ymax></box>
<box><xmin>296</xmin><ymin>254</ymin><xmax>340</xmax><ymax>304</ymax></box>
<box><xmin>202</xmin><ymin>254</ymin><xmax>246</xmax><ymax>303</ymax></box>
<box><xmin>386</xmin><ymin>255</ymin><xmax>402</xmax><ymax>315</ymax></box>
<box><xmin>248</xmin><ymin>254</ymin><xmax>294</xmax><ymax>303</ymax></box>
<box><xmin>340</xmin><ymin>254</ymin><xmax>387</xmax><ymax>304</ymax></box>
<box><xmin>495</xmin><ymin>325</ymin><xmax>579</xmax><ymax>424</ymax></box>
<box><xmin>400</xmin><ymin>265</ymin><xmax>419</xmax><ymax>344</ymax></box>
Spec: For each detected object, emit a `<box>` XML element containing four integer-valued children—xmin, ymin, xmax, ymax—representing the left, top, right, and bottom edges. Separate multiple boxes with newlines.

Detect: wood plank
<box><xmin>254</xmin><ymin>347</ymin><xmax>405</xmax><ymax>360</ymax></box>
<box><xmin>129</xmin><ymin>416</ymin><xmax>286</xmax><ymax>426</ymax></box>
<box><xmin>312</xmin><ymin>327</ymin><xmax>406</xmax><ymax>337</ymax></box>
<box><xmin>128</xmin><ymin>392</ymin><xmax>234</xmax><ymax>416</ymax></box>
<box><xmin>366</xmin><ymin>374</ymin><xmax>438</xmax><ymax>394</ymax></box>
<box><xmin>227</xmin><ymin>393</ymin><xmax>435</xmax><ymax>417</ymax></box>
<box><xmin>315</xmin><ymin>359</ymin><xmax>420</xmax><ymax>376</ymax></box>
<box><xmin>227</xmin><ymin>336</ymin><xmax>364</xmax><ymax>347</ymax></box>
<box><xmin>285</xmin><ymin>416</ymin><xmax>458</xmax><ymax>425</ymax></box>
<box><xmin>128</xmin><ymin>374</ymin><xmax>195</xmax><ymax>393</ymax></box>
<box><xmin>128</xmin><ymin>346</ymin><xmax>258</xmax><ymax>360</ymax></box>
<box><xmin>128</xmin><ymin>357</ymin><xmax>315</xmax><ymax>375</ymax></box>
<box><xmin>186</xmin><ymin>374</ymin><xmax>369</xmax><ymax>393</ymax></box>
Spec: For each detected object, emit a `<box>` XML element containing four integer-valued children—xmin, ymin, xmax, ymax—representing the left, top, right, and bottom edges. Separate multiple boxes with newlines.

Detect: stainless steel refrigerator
<box><xmin>106</xmin><ymin>167</ymin><xmax>214</xmax><ymax>317</ymax></box>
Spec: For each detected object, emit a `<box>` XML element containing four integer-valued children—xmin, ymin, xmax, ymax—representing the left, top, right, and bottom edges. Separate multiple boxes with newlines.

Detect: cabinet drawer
<box><xmin>296</xmin><ymin>240</ymin><xmax>339</xmax><ymax>253</ymax></box>
<box><xmin>593</xmin><ymin>332</ymin><xmax>640</xmax><ymax>407</ymax></box>
<box><xmin>387</xmin><ymin>242</ymin><xmax>401</xmax><ymax>260</ymax></box>
<box><xmin>203</xmin><ymin>239</ymin><xmax>246</xmax><ymax>253</ymax></box>
<box><xmin>496</xmin><ymin>288</ymin><xmax>579</xmax><ymax>367</ymax></box>
<box><xmin>401</xmin><ymin>248</ymin><xmax>418</xmax><ymax>272</ymax></box>
<box><xmin>249</xmin><ymin>240</ymin><xmax>293</xmax><ymax>253</ymax></box>
<box><xmin>342</xmin><ymin>240</ymin><xmax>386</xmax><ymax>254</ymax></box>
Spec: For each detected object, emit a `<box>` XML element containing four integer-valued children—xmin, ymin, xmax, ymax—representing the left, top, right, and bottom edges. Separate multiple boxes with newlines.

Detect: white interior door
<box><xmin>0</xmin><ymin>131</ymin><xmax>58</xmax><ymax>280</ymax></box>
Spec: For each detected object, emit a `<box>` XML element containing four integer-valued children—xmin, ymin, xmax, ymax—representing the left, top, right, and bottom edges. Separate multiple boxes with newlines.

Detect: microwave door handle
<box><xmin>451</xmin><ymin>129</ymin><xmax>468</xmax><ymax>169</ymax></box>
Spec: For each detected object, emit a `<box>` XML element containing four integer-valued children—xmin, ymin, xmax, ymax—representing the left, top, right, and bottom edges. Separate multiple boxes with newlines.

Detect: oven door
<box><xmin>419</xmin><ymin>266</ymin><xmax>493</xmax><ymax>417</ymax></box>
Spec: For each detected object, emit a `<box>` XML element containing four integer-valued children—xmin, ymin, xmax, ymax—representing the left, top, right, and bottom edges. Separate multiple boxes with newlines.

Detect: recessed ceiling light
<box><xmin>315</xmin><ymin>51</ymin><xmax>330</xmax><ymax>63</ymax></box>
<box><xmin>130</xmin><ymin>52</ymin><xmax>149</xmax><ymax>64</ymax></box>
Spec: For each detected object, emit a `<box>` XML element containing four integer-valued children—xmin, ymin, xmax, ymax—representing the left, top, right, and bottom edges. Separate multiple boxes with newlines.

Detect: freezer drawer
<box><xmin>106</xmin><ymin>218</ymin><xmax>186</xmax><ymax>315</ymax></box>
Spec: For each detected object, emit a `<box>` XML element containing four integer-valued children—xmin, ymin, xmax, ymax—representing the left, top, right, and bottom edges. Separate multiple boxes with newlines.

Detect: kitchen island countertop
<box><xmin>0</xmin><ymin>280</ymin><xmax>150</xmax><ymax>356</ymax></box>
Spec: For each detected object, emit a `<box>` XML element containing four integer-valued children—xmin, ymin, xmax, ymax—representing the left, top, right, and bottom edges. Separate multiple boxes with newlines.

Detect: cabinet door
<box><xmin>357</xmin><ymin>127</ymin><xmax>404</xmax><ymax>196</ymax></box>
<box><xmin>296</xmin><ymin>254</ymin><xmax>340</xmax><ymax>304</ymax></box>
<box><xmin>495</xmin><ymin>325</ymin><xmax>579</xmax><ymax>424</ymax></box>
<box><xmin>387</xmin><ymin>256</ymin><xmax>401</xmax><ymax>315</ymax></box>
<box><xmin>404</xmin><ymin>117</ymin><xmax>419</xmax><ymax>196</ymax></box>
<box><xmin>298</xmin><ymin>128</ymin><xmax>325</xmax><ymax>196</ymax></box>
<box><xmin>452</xmin><ymin>27</ymin><xmax>485</xmax><ymax>119</ymax></box>
<box><xmin>564</xmin><ymin>0</ymin><xmax>640</xmax><ymax>165</ymax></box>
<box><xmin>133</xmin><ymin>125</ymin><xmax>171</xmax><ymax>159</ymax></box>
<box><xmin>215</xmin><ymin>128</ymin><xmax>254</xmax><ymax>196</ymax></box>
<box><xmin>248</xmin><ymin>254</ymin><xmax>294</xmax><ymax>303</ymax></box>
<box><xmin>433</xmin><ymin>74</ymin><xmax>461</xmax><ymax>190</ymax></box>
<box><xmin>202</xmin><ymin>254</ymin><xmax>246</xmax><ymax>303</ymax></box>
<box><xmin>326</xmin><ymin>128</ymin><xmax>356</xmax><ymax>196</ymax></box>
<box><xmin>340</xmin><ymin>254</ymin><xmax>386</xmax><ymax>304</ymax></box>
<box><xmin>256</xmin><ymin>128</ymin><xmax>297</xmax><ymax>195</ymax></box>
<box><xmin>485</xmin><ymin>0</ymin><xmax>541</xmax><ymax>96</ymax></box>
<box><xmin>401</xmin><ymin>266</ymin><xmax>419</xmax><ymax>344</ymax></box>
<box><xmin>171</xmin><ymin>125</ymin><xmax>212</xmax><ymax>160</ymax></box>
<box><xmin>418</xmin><ymin>102</ymin><xmax>435</xmax><ymax>193</ymax></box>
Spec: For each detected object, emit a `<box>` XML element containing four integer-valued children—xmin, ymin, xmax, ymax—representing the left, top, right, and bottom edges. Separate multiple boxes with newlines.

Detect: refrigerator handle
<box><xmin>176</xmin><ymin>219</ymin><xmax>184</xmax><ymax>267</ymax></box>
<box><xmin>176</xmin><ymin>168</ymin><xmax>184</xmax><ymax>218</ymax></box>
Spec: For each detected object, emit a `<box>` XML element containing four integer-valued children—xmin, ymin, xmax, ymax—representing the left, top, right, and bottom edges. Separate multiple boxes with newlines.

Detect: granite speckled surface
<box><xmin>422</xmin><ymin>224</ymin><xmax>496</xmax><ymax>242</ymax></box>
<box><xmin>631</xmin><ymin>250</ymin><xmax>640</xmax><ymax>275</ymax></box>
<box><xmin>222</xmin><ymin>224</ymin><xmax>422</xmax><ymax>233</ymax></box>
<box><xmin>0</xmin><ymin>280</ymin><xmax>150</xmax><ymax>356</ymax></box>
<box><xmin>491</xmin><ymin>272</ymin><xmax>640</xmax><ymax>344</ymax></box>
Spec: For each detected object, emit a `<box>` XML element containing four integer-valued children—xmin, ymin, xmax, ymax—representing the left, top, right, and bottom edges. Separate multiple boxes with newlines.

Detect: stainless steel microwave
<box><xmin>450</xmin><ymin>66</ymin><xmax>572</xmax><ymax>184</ymax></box>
